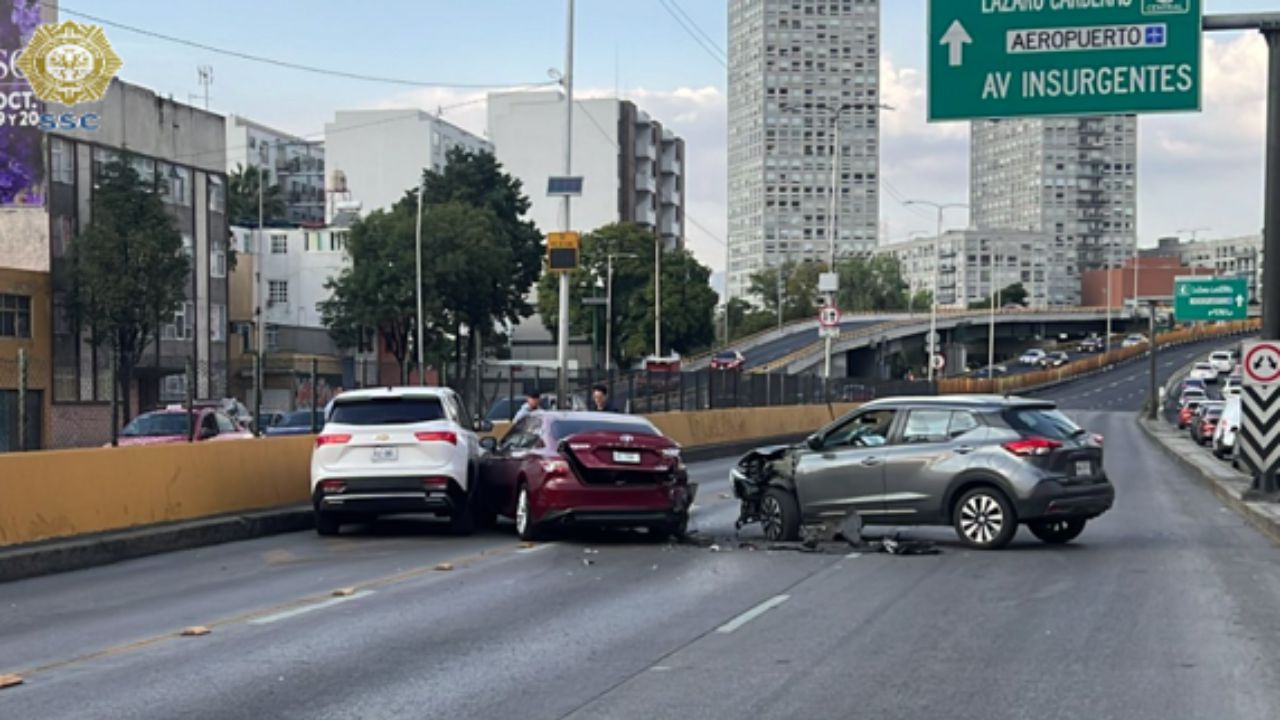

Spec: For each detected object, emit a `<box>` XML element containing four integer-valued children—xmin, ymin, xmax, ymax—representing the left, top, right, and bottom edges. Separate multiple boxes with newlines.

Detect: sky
<box><xmin>53</xmin><ymin>0</ymin><xmax>1280</xmax><ymax>291</ymax></box>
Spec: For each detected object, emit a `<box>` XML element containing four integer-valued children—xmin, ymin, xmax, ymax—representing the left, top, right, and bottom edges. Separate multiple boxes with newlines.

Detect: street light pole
<box><xmin>988</xmin><ymin>243</ymin><xmax>997</xmax><ymax>377</ymax></box>
<box><xmin>556</xmin><ymin>0</ymin><xmax>575</xmax><ymax>407</ymax></box>
<box><xmin>654</xmin><ymin>236</ymin><xmax>662</xmax><ymax>358</ymax></box>
<box><xmin>1105</xmin><ymin>263</ymin><xmax>1113</xmax><ymax>353</ymax></box>
<box><xmin>415</xmin><ymin>178</ymin><xmax>426</xmax><ymax>386</ymax></box>
<box><xmin>255</xmin><ymin>165</ymin><xmax>265</xmax><ymax>431</ymax></box>
<box><xmin>906</xmin><ymin>200</ymin><xmax>968</xmax><ymax>383</ymax></box>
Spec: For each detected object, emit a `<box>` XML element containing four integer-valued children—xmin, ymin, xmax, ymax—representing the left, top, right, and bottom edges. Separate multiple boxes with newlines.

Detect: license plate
<box><xmin>613</xmin><ymin>451</ymin><xmax>641</xmax><ymax>464</ymax></box>
<box><xmin>1074</xmin><ymin>460</ymin><xmax>1092</xmax><ymax>477</ymax></box>
<box><xmin>372</xmin><ymin>447</ymin><xmax>398</xmax><ymax>463</ymax></box>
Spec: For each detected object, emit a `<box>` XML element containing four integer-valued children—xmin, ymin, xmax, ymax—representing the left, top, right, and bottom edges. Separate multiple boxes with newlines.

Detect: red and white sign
<box><xmin>819</xmin><ymin>306</ymin><xmax>840</xmax><ymax>328</ymax></box>
<box><xmin>1243</xmin><ymin>341</ymin><xmax>1280</xmax><ymax>386</ymax></box>
<box><xmin>931</xmin><ymin>353</ymin><xmax>947</xmax><ymax>371</ymax></box>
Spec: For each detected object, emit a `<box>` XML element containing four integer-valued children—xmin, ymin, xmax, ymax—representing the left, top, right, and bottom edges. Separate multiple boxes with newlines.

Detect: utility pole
<box><xmin>906</xmin><ymin>200</ymin><xmax>967</xmax><ymax>382</ymax></box>
<box><xmin>255</xmin><ymin>164</ymin><xmax>265</xmax><ymax>432</ymax></box>
<box><xmin>988</xmin><ymin>243</ymin><xmax>997</xmax><ymax>377</ymax></box>
<box><xmin>556</xmin><ymin>0</ymin><xmax>575</xmax><ymax>408</ymax></box>
<box><xmin>1105</xmin><ymin>263</ymin><xmax>1113</xmax><ymax>354</ymax></box>
<box><xmin>655</xmin><ymin>235</ymin><xmax>662</xmax><ymax>358</ymax></box>
<box><xmin>415</xmin><ymin>177</ymin><xmax>426</xmax><ymax>385</ymax></box>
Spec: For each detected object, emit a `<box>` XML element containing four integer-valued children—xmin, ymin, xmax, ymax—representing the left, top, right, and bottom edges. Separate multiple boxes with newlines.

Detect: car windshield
<box><xmin>714</xmin><ymin>352</ymin><xmax>739</xmax><ymax>361</ymax></box>
<box><xmin>121</xmin><ymin>413</ymin><xmax>189</xmax><ymax>437</ymax></box>
<box><xmin>277</xmin><ymin>411</ymin><xmax>321</xmax><ymax>428</ymax></box>
<box><xmin>1194</xmin><ymin>363</ymin><xmax>1213</xmax><ymax>370</ymax></box>
<box><xmin>550</xmin><ymin>418</ymin><xmax>660</xmax><ymax>441</ymax></box>
<box><xmin>329</xmin><ymin>397</ymin><xmax>445</xmax><ymax>425</ymax></box>
<box><xmin>1002</xmin><ymin>407</ymin><xmax>1083</xmax><ymax>441</ymax></box>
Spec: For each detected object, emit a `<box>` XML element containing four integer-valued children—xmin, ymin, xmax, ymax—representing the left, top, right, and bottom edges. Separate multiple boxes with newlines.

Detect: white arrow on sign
<box><xmin>941</xmin><ymin>20</ymin><xmax>972</xmax><ymax>68</ymax></box>
<box><xmin>1237</xmin><ymin>294</ymin><xmax>1246</xmax><ymax>308</ymax></box>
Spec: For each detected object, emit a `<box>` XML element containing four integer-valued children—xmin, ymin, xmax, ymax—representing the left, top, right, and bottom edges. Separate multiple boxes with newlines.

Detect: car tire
<box><xmin>315</xmin><ymin>512</ymin><xmax>341</xmax><ymax>536</ymax></box>
<box><xmin>658</xmin><ymin>512</ymin><xmax>690</xmax><ymax>542</ymax></box>
<box><xmin>514</xmin><ymin>484</ymin><xmax>541</xmax><ymax>542</ymax></box>
<box><xmin>1028</xmin><ymin>518</ymin><xmax>1086</xmax><ymax>544</ymax></box>
<box><xmin>760</xmin><ymin>487</ymin><xmax>801</xmax><ymax>542</ymax></box>
<box><xmin>953</xmin><ymin>487</ymin><xmax>1017</xmax><ymax>550</ymax></box>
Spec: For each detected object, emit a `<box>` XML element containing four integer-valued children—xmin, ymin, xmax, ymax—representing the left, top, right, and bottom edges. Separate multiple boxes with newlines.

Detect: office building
<box><xmin>1178</xmin><ymin>233</ymin><xmax>1263</xmax><ymax>305</ymax></box>
<box><xmin>224</xmin><ymin>115</ymin><xmax>325</xmax><ymax>225</ymax></box>
<box><xmin>324</xmin><ymin>109</ymin><xmax>490</xmax><ymax>218</ymax></box>
<box><xmin>487</xmin><ymin>91</ymin><xmax>686</xmax><ymax>250</ymax></box>
<box><xmin>970</xmin><ymin>116</ymin><xmax>1138</xmax><ymax>305</ymax></box>
<box><xmin>878</xmin><ymin>230</ymin><xmax>1054</xmax><ymax>310</ymax></box>
<box><xmin>727</xmin><ymin>0</ymin><xmax>882</xmax><ymax>301</ymax></box>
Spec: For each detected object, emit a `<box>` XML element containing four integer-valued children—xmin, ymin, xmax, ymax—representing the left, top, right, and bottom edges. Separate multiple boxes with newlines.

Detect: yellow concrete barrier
<box><xmin>0</xmin><ymin>404</ymin><xmax>865</xmax><ymax>549</ymax></box>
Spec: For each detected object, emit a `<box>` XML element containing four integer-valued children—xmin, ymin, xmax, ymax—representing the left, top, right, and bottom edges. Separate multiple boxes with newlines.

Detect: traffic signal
<box><xmin>546</xmin><ymin>232</ymin><xmax>580</xmax><ymax>272</ymax></box>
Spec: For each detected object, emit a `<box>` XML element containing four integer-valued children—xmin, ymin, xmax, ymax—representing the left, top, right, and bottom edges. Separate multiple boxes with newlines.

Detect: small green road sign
<box><xmin>928</xmin><ymin>0</ymin><xmax>1202</xmax><ymax>122</ymax></box>
<box><xmin>1174</xmin><ymin>276</ymin><xmax>1249</xmax><ymax>322</ymax></box>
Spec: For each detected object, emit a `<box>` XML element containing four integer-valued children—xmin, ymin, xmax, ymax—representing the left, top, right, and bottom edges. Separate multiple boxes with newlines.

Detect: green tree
<box><xmin>721</xmin><ymin>297</ymin><xmax>775</xmax><ymax>343</ymax></box>
<box><xmin>748</xmin><ymin>260</ymin><xmax>827</xmax><ymax>324</ymax></box>
<box><xmin>836</xmin><ymin>255</ymin><xmax>911</xmax><ymax>312</ymax></box>
<box><xmin>65</xmin><ymin>159</ymin><xmax>189</xmax><ymax>424</ymax></box>
<box><xmin>537</xmin><ymin>223</ymin><xmax>718</xmax><ymax>370</ymax></box>
<box><xmin>968</xmin><ymin>282</ymin><xmax>1028</xmax><ymax>310</ymax></box>
<box><xmin>227</xmin><ymin>163</ymin><xmax>286</xmax><ymax>225</ymax></box>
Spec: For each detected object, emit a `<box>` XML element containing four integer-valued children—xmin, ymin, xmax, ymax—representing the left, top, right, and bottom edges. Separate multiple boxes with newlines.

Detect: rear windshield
<box><xmin>329</xmin><ymin>397</ymin><xmax>445</xmax><ymax>425</ymax></box>
<box><xmin>1002</xmin><ymin>407</ymin><xmax>1082</xmax><ymax>441</ymax></box>
<box><xmin>121</xmin><ymin>413</ymin><xmax>189</xmax><ymax>437</ymax></box>
<box><xmin>550</xmin><ymin>418</ymin><xmax>660</xmax><ymax>441</ymax></box>
<box><xmin>1211</xmin><ymin>352</ymin><xmax>1231</xmax><ymax>359</ymax></box>
<box><xmin>1194</xmin><ymin>363</ymin><xmax>1213</xmax><ymax>370</ymax></box>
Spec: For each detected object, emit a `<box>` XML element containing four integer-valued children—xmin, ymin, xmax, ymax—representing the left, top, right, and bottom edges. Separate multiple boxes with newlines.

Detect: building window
<box><xmin>161</xmin><ymin>374</ymin><xmax>187</xmax><ymax>402</ymax></box>
<box><xmin>210</xmin><ymin>304</ymin><xmax>226</xmax><ymax>342</ymax></box>
<box><xmin>50</xmin><ymin>138</ymin><xmax>74</xmax><ymax>184</ymax></box>
<box><xmin>163</xmin><ymin>302</ymin><xmax>195</xmax><ymax>341</ymax></box>
<box><xmin>330</xmin><ymin>230</ymin><xmax>348</xmax><ymax>252</ymax></box>
<box><xmin>271</xmin><ymin>234</ymin><xmax>288</xmax><ymax>254</ymax></box>
<box><xmin>181</xmin><ymin>234</ymin><xmax>194</xmax><ymax>258</ymax></box>
<box><xmin>269</xmin><ymin>280</ymin><xmax>288</xmax><ymax>306</ymax></box>
<box><xmin>0</xmin><ymin>294</ymin><xmax>31</xmax><ymax>338</ymax></box>
<box><xmin>211</xmin><ymin>247</ymin><xmax>226</xmax><ymax>278</ymax></box>
<box><xmin>266</xmin><ymin>325</ymin><xmax>280</xmax><ymax>352</ymax></box>
<box><xmin>208</xmin><ymin>176</ymin><xmax>226</xmax><ymax>214</ymax></box>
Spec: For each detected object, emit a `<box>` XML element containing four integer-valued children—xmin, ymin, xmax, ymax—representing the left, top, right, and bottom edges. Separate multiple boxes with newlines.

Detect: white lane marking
<box><xmin>517</xmin><ymin>544</ymin><xmax>552</xmax><ymax>554</ymax></box>
<box><xmin>249</xmin><ymin>590</ymin><xmax>375</xmax><ymax>625</ymax></box>
<box><xmin>716</xmin><ymin>594</ymin><xmax>791</xmax><ymax>634</ymax></box>
<box><xmin>845</xmin><ymin>551</ymin><xmax>863</xmax><ymax>559</ymax></box>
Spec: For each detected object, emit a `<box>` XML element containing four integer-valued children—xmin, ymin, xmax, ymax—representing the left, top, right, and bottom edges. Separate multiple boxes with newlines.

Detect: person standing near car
<box><xmin>591</xmin><ymin>384</ymin><xmax>619</xmax><ymax>413</ymax></box>
<box><xmin>512</xmin><ymin>391</ymin><xmax>542</xmax><ymax>423</ymax></box>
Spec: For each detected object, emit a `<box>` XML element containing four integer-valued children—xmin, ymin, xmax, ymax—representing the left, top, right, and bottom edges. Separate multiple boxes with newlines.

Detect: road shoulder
<box><xmin>1138</xmin><ymin>415</ymin><xmax>1280</xmax><ymax>545</ymax></box>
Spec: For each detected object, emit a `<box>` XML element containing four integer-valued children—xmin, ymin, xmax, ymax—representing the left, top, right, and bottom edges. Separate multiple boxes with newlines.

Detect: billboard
<box><xmin>0</xmin><ymin>0</ymin><xmax>46</xmax><ymax>207</ymax></box>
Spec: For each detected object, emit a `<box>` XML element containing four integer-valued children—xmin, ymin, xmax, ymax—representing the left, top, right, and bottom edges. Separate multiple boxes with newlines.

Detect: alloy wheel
<box><xmin>761</xmin><ymin>495</ymin><xmax>785</xmax><ymax>541</ymax></box>
<box><xmin>959</xmin><ymin>494</ymin><xmax>1004</xmax><ymax>546</ymax></box>
<box><xmin>516</xmin><ymin>488</ymin><xmax>530</xmax><ymax>537</ymax></box>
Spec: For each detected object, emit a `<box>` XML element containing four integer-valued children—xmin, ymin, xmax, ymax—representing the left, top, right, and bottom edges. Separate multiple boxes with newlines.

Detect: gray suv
<box><xmin>731</xmin><ymin>396</ymin><xmax>1115</xmax><ymax>549</ymax></box>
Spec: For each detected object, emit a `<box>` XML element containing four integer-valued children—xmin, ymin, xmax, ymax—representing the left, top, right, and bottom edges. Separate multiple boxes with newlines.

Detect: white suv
<box><xmin>310</xmin><ymin>387</ymin><xmax>491</xmax><ymax>536</ymax></box>
<box><xmin>1208</xmin><ymin>351</ymin><xmax>1234</xmax><ymax>375</ymax></box>
<box><xmin>1019</xmin><ymin>349</ymin><xmax>1046</xmax><ymax>366</ymax></box>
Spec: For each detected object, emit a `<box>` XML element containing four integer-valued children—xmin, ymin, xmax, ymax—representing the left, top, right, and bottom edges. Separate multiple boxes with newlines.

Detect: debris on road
<box><xmin>0</xmin><ymin>674</ymin><xmax>24</xmax><ymax>689</ymax></box>
<box><xmin>180</xmin><ymin>626</ymin><xmax>211</xmax><ymax>637</ymax></box>
<box><xmin>875</xmin><ymin>535</ymin><xmax>940</xmax><ymax>556</ymax></box>
<box><xmin>709</xmin><ymin>544</ymin><xmax>721</xmax><ymax>553</ymax></box>
<box><xmin>332</xmin><ymin>587</ymin><xmax>356</xmax><ymax>597</ymax></box>
<box><xmin>519</xmin><ymin>542</ymin><xmax>537</xmax><ymax>549</ymax></box>
<box><xmin>583</xmin><ymin>548</ymin><xmax>600</xmax><ymax>555</ymax></box>
<box><xmin>434</xmin><ymin>562</ymin><xmax>455</xmax><ymax>572</ymax></box>
<box><xmin>718</xmin><ymin>492</ymin><xmax>732</xmax><ymax>500</ymax></box>
<box><xmin>582</xmin><ymin>558</ymin><xmax>595</xmax><ymax>566</ymax></box>
<box><xmin>738</xmin><ymin>542</ymin><xmax>758</xmax><ymax>551</ymax></box>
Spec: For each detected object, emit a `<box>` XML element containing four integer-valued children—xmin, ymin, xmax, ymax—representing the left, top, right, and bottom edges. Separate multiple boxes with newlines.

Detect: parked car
<box><xmin>969</xmin><ymin>364</ymin><xmax>1009</xmax><ymax>379</ymax></box>
<box><xmin>1122</xmin><ymin>334</ymin><xmax>1148</xmax><ymax>348</ymax></box>
<box><xmin>1019</xmin><ymin>349</ymin><xmax>1047</xmax><ymax>366</ymax></box>
<box><xmin>1189</xmin><ymin>403</ymin><xmax>1224</xmax><ymax>446</ymax></box>
<box><xmin>1078</xmin><ymin>335</ymin><xmax>1105</xmax><ymax>353</ymax></box>
<box><xmin>257</xmin><ymin>409</ymin><xmax>288</xmax><ymax>433</ymax></box>
<box><xmin>1209</xmin><ymin>351</ymin><xmax>1234</xmax><ymax>375</ymax></box>
<box><xmin>309</xmin><ymin>387</ymin><xmax>493</xmax><ymax>536</ymax></box>
<box><xmin>1177</xmin><ymin>397</ymin><xmax>1206</xmax><ymax>430</ymax></box>
<box><xmin>730</xmin><ymin>396</ymin><xmax>1113</xmax><ymax>550</ymax></box>
<box><xmin>710</xmin><ymin>350</ymin><xmax>746</xmax><ymax>371</ymax></box>
<box><xmin>263</xmin><ymin>410</ymin><xmax>325</xmax><ymax>437</ymax></box>
<box><xmin>477</xmin><ymin>411</ymin><xmax>695</xmax><ymax>541</ymax></box>
<box><xmin>1189</xmin><ymin>362</ymin><xmax>1218</xmax><ymax>384</ymax></box>
<box><xmin>1213</xmin><ymin>395</ymin><xmax>1242</xmax><ymax>459</ymax></box>
<box><xmin>1038</xmin><ymin>351</ymin><xmax>1071</xmax><ymax>369</ymax></box>
<box><xmin>115</xmin><ymin>406</ymin><xmax>254</xmax><ymax>447</ymax></box>
<box><xmin>1222</xmin><ymin>375</ymin><xmax>1243</xmax><ymax>398</ymax></box>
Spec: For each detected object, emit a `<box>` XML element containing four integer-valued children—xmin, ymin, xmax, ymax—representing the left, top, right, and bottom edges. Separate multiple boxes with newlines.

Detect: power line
<box><xmin>655</xmin><ymin>0</ymin><xmax>727</xmax><ymax>68</ymax></box>
<box><xmin>52</xmin><ymin>2</ymin><xmax>550</xmax><ymax>89</ymax></box>
<box><xmin>664</xmin><ymin>0</ymin><xmax>727</xmax><ymax>61</ymax></box>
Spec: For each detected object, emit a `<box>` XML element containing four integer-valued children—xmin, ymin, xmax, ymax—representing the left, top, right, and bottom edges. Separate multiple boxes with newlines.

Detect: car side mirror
<box><xmin>474</xmin><ymin>419</ymin><xmax>494</xmax><ymax>433</ymax></box>
<box><xmin>805</xmin><ymin>434</ymin><xmax>822</xmax><ymax>451</ymax></box>
<box><xmin>478</xmin><ymin>436</ymin><xmax>498</xmax><ymax>452</ymax></box>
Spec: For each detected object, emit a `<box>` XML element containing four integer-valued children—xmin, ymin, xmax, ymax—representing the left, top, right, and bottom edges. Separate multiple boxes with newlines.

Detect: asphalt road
<box><xmin>3</xmin><ymin>336</ymin><xmax>1278</xmax><ymax>719</ymax></box>
<box><xmin>742</xmin><ymin>319</ymin><xmax>881</xmax><ymax>369</ymax></box>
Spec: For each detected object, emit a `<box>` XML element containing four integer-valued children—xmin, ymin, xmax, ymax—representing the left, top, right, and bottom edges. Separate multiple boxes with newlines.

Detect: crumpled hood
<box><xmin>736</xmin><ymin>443</ymin><xmax>798</xmax><ymax>465</ymax></box>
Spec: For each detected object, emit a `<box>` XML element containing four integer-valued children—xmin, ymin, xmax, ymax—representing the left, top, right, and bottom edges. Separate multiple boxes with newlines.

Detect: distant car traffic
<box><xmin>1078</xmin><ymin>335</ymin><xmax>1105</xmax><ymax>353</ymax></box>
<box><xmin>730</xmin><ymin>396</ymin><xmax>1114</xmax><ymax>549</ymax></box>
<box><xmin>115</xmin><ymin>406</ymin><xmax>253</xmax><ymax>447</ymax></box>
<box><xmin>969</xmin><ymin>364</ymin><xmax>1008</xmax><ymax>379</ymax></box>
<box><xmin>1121</xmin><ymin>334</ymin><xmax>1148</xmax><ymax>348</ymax></box>
<box><xmin>477</xmin><ymin>411</ymin><xmax>695</xmax><ymax>540</ymax></box>
<box><xmin>1189</xmin><ymin>403</ymin><xmax>1224</xmax><ymax>446</ymax></box>
<box><xmin>1222</xmin><ymin>375</ymin><xmax>1243</xmax><ymax>398</ymax></box>
<box><xmin>1038</xmin><ymin>351</ymin><xmax>1071</xmax><ymax>369</ymax></box>
<box><xmin>263</xmin><ymin>410</ymin><xmax>325</xmax><ymax>437</ymax></box>
<box><xmin>1019</xmin><ymin>349</ymin><xmax>1047</xmax><ymax>366</ymax></box>
<box><xmin>1208</xmin><ymin>351</ymin><xmax>1234</xmax><ymax>375</ymax></box>
<box><xmin>1178</xmin><ymin>397</ymin><xmax>1206</xmax><ymax>430</ymax></box>
<box><xmin>309</xmin><ymin>387</ymin><xmax>493</xmax><ymax>536</ymax></box>
<box><xmin>710</xmin><ymin>350</ymin><xmax>746</xmax><ymax>371</ymax></box>
<box><xmin>1213</xmin><ymin>395</ymin><xmax>1242</xmax><ymax>460</ymax></box>
<box><xmin>1188</xmin><ymin>362</ymin><xmax>1218</xmax><ymax>384</ymax></box>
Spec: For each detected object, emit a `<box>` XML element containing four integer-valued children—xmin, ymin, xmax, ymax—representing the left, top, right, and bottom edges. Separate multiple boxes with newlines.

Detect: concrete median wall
<box><xmin>0</xmin><ymin>404</ymin><xmax>861</xmax><ymax>549</ymax></box>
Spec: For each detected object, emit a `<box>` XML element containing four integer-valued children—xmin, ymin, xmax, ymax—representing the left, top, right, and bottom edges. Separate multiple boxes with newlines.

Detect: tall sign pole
<box><xmin>557</xmin><ymin>0</ymin><xmax>575</xmax><ymax>408</ymax></box>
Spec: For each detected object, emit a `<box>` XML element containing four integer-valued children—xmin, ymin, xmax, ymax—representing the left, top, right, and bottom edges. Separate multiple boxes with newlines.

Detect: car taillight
<box><xmin>540</xmin><ymin>459</ymin><xmax>570</xmax><ymax>476</ymax></box>
<box><xmin>320</xmin><ymin>479</ymin><xmax>346</xmax><ymax>494</ymax></box>
<box><xmin>415</xmin><ymin>431</ymin><xmax>457</xmax><ymax>445</ymax></box>
<box><xmin>422</xmin><ymin>477</ymin><xmax>450</xmax><ymax>489</ymax></box>
<box><xmin>315</xmin><ymin>434</ymin><xmax>351</xmax><ymax>447</ymax></box>
<box><xmin>1003</xmin><ymin>437</ymin><xmax>1062</xmax><ymax>457</ymax></box>
<box><xmin>1091</xmin><ymin>434</ymin><xmax>1104</xmax><ymax>446</ymax></box>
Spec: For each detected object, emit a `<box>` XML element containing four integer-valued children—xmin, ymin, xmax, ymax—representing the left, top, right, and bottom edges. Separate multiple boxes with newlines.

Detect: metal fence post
<box><xmin>665</xmin><ymin>372</ymin><xmax>672</xmax><ymax>413</ymax></box>
<box><xmin>16</xmin><ymin>348</ymin><xmax>27</xmax><ymax>451</ymax></box>
<box><xmin>707</xmin><ymin>370</ymin><xmax>714</xmax><ymax>410</ymax></box>
<box><xmin>110</xmin><ymin>350</ymin><xmax>118</xmax><ymax>447</ymax></box>
<box><xmin>310</xmin><ymin>358</ymin><xmax>319</xmax><ymax>432</ymax></box>
<box><xmin>507</xmin><ymin>366</ymin><xmax>515</xmax><ymax>421</ymax></box>
<box><xmin>628</xmin><ymin>372</ymin><xmax>636</xmax><ymax>414</ymax></box>
<box><xmin>679</xmin><ymin>371</ymin><xmax>686</xmax><ymax>412</ymax></box>
<box><xmin>186</xmin><ymin>357</ymin><xmax>195</xmax><ymax>442</ymax></box>
<box><xmin>253</xmin><ymin>351</ymin><xmax>262</xmax><ymax>435</ymax></box>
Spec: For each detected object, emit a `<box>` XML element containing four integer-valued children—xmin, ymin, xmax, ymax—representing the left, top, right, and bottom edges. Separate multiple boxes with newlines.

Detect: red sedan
<box><xmin>477</xmin><ymin>411</ymin><xmax>696</xmax><ymax>541</ymax></box>
<box><xmin>710</xmin><ymin>350</ymin><xmax>746</xmax><ymax>371</ymax></box>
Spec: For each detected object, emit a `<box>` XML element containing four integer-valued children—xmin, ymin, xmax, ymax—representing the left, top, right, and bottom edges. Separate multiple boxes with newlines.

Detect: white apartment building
<box><xmin>1179</xmin><ymin>233</ymin><xmax>1264</xmax><ymax>305</ymax></box>
<box><xmin>225</xmin><ymin>115</ymin><xmax>325</xmax><ymax>224</ymax></box>
<box><xmin>971</xmin><ymin>115</ymin><xmax>1138</xmax><ymax>305</ymax></box>
<box><xmin>878</xmin><ymin>230</ymin><xmax>1055</xmax><ymax>310</ymax></box>
<box><xmin>487</xmin><ymin>91</ymin><xmax>686</xmax><ymax>249</ymax></box>
<box><xmin>324</xmin><ymin>110</ymin><xmax>490</xmax><ymax>219</ymax></box>
<box><xmin>727</xmin><ymin>0</ymin><xmax>882</xmax><ymax>301</ymax></box>
<box><xmin>230</xmin><ymin>226</ymin><xmax>350</xmax><ymax>337</ymax></box>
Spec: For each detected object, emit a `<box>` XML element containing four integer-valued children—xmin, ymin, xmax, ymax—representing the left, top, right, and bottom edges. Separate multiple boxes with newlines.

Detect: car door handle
<box><xmin>954</xmin><ymin>445</ymin><xmax>975</xmax><ymax>455</ymax></box>
<box><xmin>860</xmin><ymin>456</ymin><xmax>881</xmax><ymax>467</ymax></box>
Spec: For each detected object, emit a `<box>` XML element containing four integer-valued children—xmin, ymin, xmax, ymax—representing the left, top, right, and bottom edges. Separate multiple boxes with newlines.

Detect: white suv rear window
<box><xmin>330</xmin><ymin>397</ymin><xmax>445</xmax><ymax>425</ymax></box>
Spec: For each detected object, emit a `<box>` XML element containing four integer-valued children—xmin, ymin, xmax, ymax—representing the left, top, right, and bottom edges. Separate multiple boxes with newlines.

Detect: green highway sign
<box><xmin>1174</xmin><ymin>276</ymin><xmax>1249</xmax><ymax>322</ymax></box>
<box><xmin>928</xmin><ymin>0</ymin><xmax>1202</xmax><ymax>122</ymax></box>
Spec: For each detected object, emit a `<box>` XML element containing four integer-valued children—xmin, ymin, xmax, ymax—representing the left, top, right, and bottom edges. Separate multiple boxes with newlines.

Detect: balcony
<box><xmin>660</xmin><ymin>154</ymin><xmax>682</xmax><ymax>175</ymax></box>
<box><xmin>635</xmin><ymin>171</ymin><xmax>656</xmax><ymax>193</ymax></box>
<box><xmin>635</xmin><ymin>136</ymin><xmax>656</xmax><ymax>159</ymax></box>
